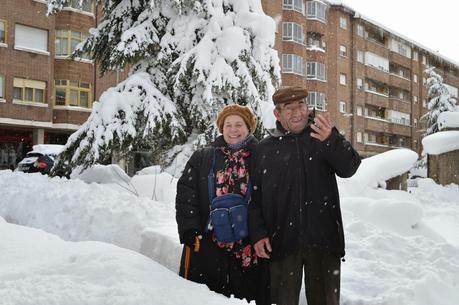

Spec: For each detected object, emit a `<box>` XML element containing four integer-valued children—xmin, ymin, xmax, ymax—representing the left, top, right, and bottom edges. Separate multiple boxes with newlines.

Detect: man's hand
<box><xmin>254</xmin><ymin>237</ymin><xmax>272</xmax><ymax>259</ymax></box>
<box><xmin>310</xmin><ymin>112</ymin><xmax>333</xmax><ymax>142</ymax></box>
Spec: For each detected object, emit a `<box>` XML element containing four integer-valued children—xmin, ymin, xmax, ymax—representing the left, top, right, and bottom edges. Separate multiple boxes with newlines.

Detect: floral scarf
<box><xmin>212</xmin><ymin>144</ymin><xmax>258</xmax><ymax>268</ymax></box>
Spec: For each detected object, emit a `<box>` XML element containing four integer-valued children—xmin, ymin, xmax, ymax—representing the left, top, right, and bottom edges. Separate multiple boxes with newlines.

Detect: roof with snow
<box><xmin>438</xmin><ymin>111</ymin><xmax>459</xmax><ymax>130</ymax></box>
<box><xmin>422</xmin><ymin>130</ymin><xmax>459</xmax><ymax>155</ymax></box>
<box><xmin>327</xmin><ymin>1</ymin><xmax>459</xmax><ymax>68</ymax></box>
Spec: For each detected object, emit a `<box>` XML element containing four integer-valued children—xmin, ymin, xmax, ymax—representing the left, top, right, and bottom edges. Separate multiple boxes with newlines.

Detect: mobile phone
<box><xmin>307</xmin><ymin>107</ymin><xmax>316</xmax><ymax>126</ymax></box>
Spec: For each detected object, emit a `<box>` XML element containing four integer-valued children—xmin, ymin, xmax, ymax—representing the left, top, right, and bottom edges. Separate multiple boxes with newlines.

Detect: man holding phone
<box><xmin>249</xmin><ymin>86</ymin><xmax>361</xmax><ymax>305</ymax></box>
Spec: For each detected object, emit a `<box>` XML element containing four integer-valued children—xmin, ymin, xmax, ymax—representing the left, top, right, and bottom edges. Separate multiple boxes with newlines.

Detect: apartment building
<box><xmin>262</xmin><ymin>0</ymin><xmax>459</xmax><ymax>157</ymax></box>
<box><xmin>0</xmin><ymin>0</ymin><xmax>127</xmax><ymax>169</ymax></box>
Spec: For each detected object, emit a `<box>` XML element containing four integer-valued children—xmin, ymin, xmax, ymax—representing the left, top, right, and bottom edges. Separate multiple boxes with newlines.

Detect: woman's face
<box><xmin>222</xmin><ymin>115</ymin><xmax>249</xmax><ymax>145</ymax></box>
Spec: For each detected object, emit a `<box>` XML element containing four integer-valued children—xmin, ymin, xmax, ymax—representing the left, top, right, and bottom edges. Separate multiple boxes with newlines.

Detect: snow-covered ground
<box><xmin>1</xmin><ymin>149</ymin><xmax>458</xmax><ymax>305</ymax></box>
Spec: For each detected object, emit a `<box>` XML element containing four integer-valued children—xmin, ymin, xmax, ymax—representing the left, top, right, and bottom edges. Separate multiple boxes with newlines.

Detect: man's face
<box><xmin>273</xmin><ymin>99</ymin><xmax>309</xmax><ymax>134</ymax></box>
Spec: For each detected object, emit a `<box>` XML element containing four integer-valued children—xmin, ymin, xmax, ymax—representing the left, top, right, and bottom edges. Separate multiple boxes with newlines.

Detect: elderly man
<box><xmin>249</xmin><ymin>86</ymin><xmax>361</xmax><ymax>305</ymax></box>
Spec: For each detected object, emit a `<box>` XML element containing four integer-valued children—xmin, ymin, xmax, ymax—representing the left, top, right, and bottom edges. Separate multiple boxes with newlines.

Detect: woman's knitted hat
<box><xmin>216</xmin><ymin>104</ymin><xmax>258</xmax><ymax>134</ymax></box>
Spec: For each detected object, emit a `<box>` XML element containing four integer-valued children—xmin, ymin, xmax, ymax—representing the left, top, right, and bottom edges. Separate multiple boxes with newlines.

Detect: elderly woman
<box><xmin>176</xmin><ymin>104</ymin><xmax>263</xmax><ymax>303</ymax></box>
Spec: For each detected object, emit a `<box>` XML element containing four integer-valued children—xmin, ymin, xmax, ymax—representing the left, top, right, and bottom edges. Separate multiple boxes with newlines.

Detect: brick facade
<box><xmin>0</xmin><ymin>0</ymin><xmax>127</xmax><ymax>168</ymax></box>
<box><xmin>261</xmin><ymin>0</ymin><xmax>459</xmax><ymax>158</ymax></box>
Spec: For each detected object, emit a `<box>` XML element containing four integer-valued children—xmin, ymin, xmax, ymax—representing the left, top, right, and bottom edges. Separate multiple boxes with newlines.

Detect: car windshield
<box><xmin>26</xmin><ymin>153</ymin><xmax>43</xmax><ymax>158</ymax></box>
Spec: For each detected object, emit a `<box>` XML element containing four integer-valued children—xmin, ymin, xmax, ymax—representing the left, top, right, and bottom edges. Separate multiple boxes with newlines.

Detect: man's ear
<box><xmin>273</xmin><ymin>107</ymin><xmax>281</xmax><ymax>121</ymax></box>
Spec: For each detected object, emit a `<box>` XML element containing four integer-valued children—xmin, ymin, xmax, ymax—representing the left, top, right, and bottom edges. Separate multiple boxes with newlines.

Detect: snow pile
<box><xmin>71</xmin><ymin>164</ymin><xmax>131</xmax><ymax>185</ymax></box>
<box><xmin>437</xmin><ymin>111</ymin><xmax>459</xmax><ymax>130</ymax></box>
<box><xmin>1</xmin><ymin>153</ymin><xmax>459</xmax><ymax>305</ymax></box>
<box><xmin>339</xmin><ymin>148</ymin><xmax>418</xmax><ymax>193</ymax></box>
<box><xmin>336</xmin><ymin>178</ymin><xmax>459</xmax><ymax>305</ymax></box>
<box><xmin>422</xmin><ymin>130</ymin><xmax>459</xmax><ymax>155</ymax></box>
<box><xmin>0</xmin><ymin>217</ymin><xmax>247</xmax><ymax>305</ymax></box>
<box><xmin>0</xmin><ymin>170</ymin><xmax>180</xmax><ymax>272</ymax></box>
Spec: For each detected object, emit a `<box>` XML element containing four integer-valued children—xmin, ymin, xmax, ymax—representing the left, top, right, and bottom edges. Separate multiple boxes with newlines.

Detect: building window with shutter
<box><xmin>14</xmin><ymin>24</ymin><xmax>49</xmax><ymax>55</ymax></box>
<box><xmin>13</xmin><ymin>78</ymin><xmax>47</xmax><ymax>104</ymax></box>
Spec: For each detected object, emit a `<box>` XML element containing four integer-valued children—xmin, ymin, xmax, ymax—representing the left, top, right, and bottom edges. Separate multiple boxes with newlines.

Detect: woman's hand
<box><xmin>254</xmin><ymin>237</ymin><xmax>272</xmax><ymax>259</ymax></box>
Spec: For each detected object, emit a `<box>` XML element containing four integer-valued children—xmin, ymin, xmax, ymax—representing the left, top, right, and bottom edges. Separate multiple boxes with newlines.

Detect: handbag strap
<box><xmin>207</xmin><ymin>148</ymin><xmax>251</xmax><ymax>203</ymax></box>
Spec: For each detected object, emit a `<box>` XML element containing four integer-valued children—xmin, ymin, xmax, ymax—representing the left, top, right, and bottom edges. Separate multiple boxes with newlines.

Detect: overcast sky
<box><xmin>337</xmin><ymin>0</ymin><xmax>459</xmax><ymax>64</ymax></box>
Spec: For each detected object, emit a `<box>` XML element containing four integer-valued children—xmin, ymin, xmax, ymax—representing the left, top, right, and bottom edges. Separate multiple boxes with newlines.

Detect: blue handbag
<box><xmin>206</xmin><ymin>148</ymin><xmax>251</xmax><ymax>243</ymax></box>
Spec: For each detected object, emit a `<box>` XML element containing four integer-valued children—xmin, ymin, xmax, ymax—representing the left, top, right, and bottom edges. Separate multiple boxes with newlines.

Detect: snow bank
<box><xmin>438</xmin><ymin>111</ymin><xmax>459</xmax><ymax>130</ymax></box>
<box><xmin>0</xmin><ymin>170</ymin><xmax>181</xmax><ymax>272</ymax></box>
<box><xmin>339</xmin><ymin>148</ymin><xmax>418</xmax><ymax>194</ymax></box>
<box><xmin>422</xmin><ymin>130</ymin><xmax>459</xmax><ymax>155</ymax></box>
<box><xmin>71</xmin><ymin>164</ymin><xmax>131</xmax><ymax>185</ymax></box>
<box><xmin>1</xmin><ymin>162</ymin><xmax>459</xmax><ymax>305</ymax></box>
<box><xmin>0</xmin><ymin>217</ymin><xmax>247</xmax><ymax>305</ymax></box>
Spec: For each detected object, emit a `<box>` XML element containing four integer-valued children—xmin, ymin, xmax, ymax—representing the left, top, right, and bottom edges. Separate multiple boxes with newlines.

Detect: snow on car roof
<box><xmin>31</xmin><ymin>144</ymin><xmax>64</xmax><ymax>156</ymax></box>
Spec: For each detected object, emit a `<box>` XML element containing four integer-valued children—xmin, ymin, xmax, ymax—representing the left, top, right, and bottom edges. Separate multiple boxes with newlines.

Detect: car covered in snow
<box><xmin>16</xmin><ymin>144</ymin><xmax>64</xmax><ymax>175</ymax></box>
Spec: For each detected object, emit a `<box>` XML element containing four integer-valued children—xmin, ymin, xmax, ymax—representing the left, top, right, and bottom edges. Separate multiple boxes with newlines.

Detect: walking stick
<box><xmin>184</xmin><ymin>236</ymin><xmax>201</xmax><ymax>279</ymax></box>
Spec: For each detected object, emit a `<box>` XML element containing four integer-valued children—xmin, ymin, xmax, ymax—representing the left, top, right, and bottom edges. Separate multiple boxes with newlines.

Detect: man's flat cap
<box><xmin>272</xmin><ymin>86</ymin><xmax>308</xmax><ymax>105</ymax></box>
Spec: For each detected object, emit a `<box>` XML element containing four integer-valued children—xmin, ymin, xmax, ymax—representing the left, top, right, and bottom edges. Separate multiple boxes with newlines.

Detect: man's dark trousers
<box><xmin>270</xmin><ymin>247</ymin><xmax>341</xmax><ymax>305</ymax></box>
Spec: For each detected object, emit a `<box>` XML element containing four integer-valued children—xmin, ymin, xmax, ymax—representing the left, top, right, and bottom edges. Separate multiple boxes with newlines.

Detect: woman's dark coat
<box><xmin>176</xmin><ymin>135</ymin><xmax>265</xmax><ymax>303</ymax></box>
<box><xmin>248</xmin><ymin>123</ymin><xmax>361</xmax><ymax>260</ymax></box>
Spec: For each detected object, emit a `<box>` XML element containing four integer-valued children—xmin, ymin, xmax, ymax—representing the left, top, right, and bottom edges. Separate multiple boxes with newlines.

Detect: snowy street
<box><xmin>1</xmin><ymin>152</ymin><xmax>458</xmax><ymax>305</ymax></box>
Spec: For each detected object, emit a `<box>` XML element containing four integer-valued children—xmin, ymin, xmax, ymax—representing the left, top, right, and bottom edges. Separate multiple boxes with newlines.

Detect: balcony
<box><xmin>389</xmin><ymin>123</ymin><xmax>412</xmax><ymax>137</ymax></box>
<box><xmin>389</xmin><ymin>51</ymin><xmax>411</xmax><ymax>67</ymax></box>
<box><xmin>365</xmin><ymin>91</ymin><xmax>389</xmax><ymax>108</ymax></box>
<box><xmin>366</xmin><ymin>65</ymin><xmax>389</xmax><ymax>84</ymax></box>
<box><xmin>388</xmin><ymin>98</ymin><xmax>411</xmax><ymax>113</ymax></box>
<box><xmin>365</xmin><ymin>116</ymin><xmax>390</xmax><ymax>132</ymax></box>
<box><xmin>389</xmin><ymin>73</ymin><xmax>411</xmax><ymax>91</ymax></box>
<box><xmin>364</xmin><ymin>142</ymin><xmax>391</xmax><ymax>154</ymax></box>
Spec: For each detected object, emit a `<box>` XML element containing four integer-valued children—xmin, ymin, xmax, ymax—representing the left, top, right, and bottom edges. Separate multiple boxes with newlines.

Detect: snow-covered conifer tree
<box><xmin>47</xmin><ymin>0</ymin><xmax>280</xmax><ymax>175</ymax></box>
<box><xmin>421</xmin><ymin>67</ymin><xmax>457</xmax><ymax>135</ymax></box>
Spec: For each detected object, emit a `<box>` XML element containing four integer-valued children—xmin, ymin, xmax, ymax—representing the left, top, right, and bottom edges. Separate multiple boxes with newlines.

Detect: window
<box><xmin>445</xmin><ymin>83</ymin><xmax>459</xmax><ymax>98</ymax></box>
<box><xmin>0</xmin><ymin>20</ymin><xmax>6</xmax><ymax>44</ymax></box>
<box><xmin>356</xmin><ymin>106</ymin><xmax>363</xmax><ymax>116</ymax></box>
<box><xmin>306</xmin><ymin>32</ymin><xmax>325</xmax><ymax>50</ymax></box>
<box><xmin>306</xmin><ymin>1</ymin><xmax>327</xmax><ymax>22</ymax></box>
<box><xmin>389</xmin><ymin>38</ymin><xmax>411</xmax><ymax>58</ymax></box>
<box><xmin>340</xmin><ymin>73</ymin><xmax>347</xmax><ymax>85</ymax></box>
<box><xmin>413</xmin><ymin>74</ymin><xmax>418</xmax><ymax>83</ymax></box>
<box><xmin>0</xmin><ymin>74</ymin><xmax>4</xmax><ymax>99</ymax></box>
<box><xmin>387</xmin><ymin>110</ymin><xmax>410</xmax><ymax>126</ymax></box>
<box><xmin>414</xmin><ymin>118</ymin><xmax>418</xmax><ymax>127</ymax></box>
<box><xmin>282</xmin><ymin>54</ymin><xmax>305</xmax><ymax>75</ymax></box>
<box><xmin>14</xmin><ymin>24</ymin><xmax>48</xmax><ymax>54</ymax></box>
<box><xmin>13</xmin><ymin>78</ymin><xmax>46</xmax><ymax>103</ymax></box>
<box><xmin>413</xmin><ymin>96</ymin><xmax>418</xmax><ymax>103</ymax></box>
<box><xmin>356</xmin><ymin>132</ymin><xmax>362</xmax><ymax>143</ymax></box>
<box><xmin>422</xmin><ymin>55</ymin><xmax>426</xmax><ymax>65</ymax></box>
<box><xmin>339</xmin><ymin>45</ymin><xmax>347</xmax><ymax>57</ymax></box>
<box><xmin>357</xmin><ymin>24</ymin><xmax>364</xmax><ymax>37</ymax></box>
<box><xmin>365</xmin><ymin>52</ymin><xmax>389</xmax><ymax>72</ymax></box>
<box><xmin>307</xmin><ymin>62</ymin><xmax>326</xmax><ymax>80</ymax></box>
<box><xmin>339</xmin><ymin>17</ymin><xmax>347</xmax><ymax>29</ymax></box>
<box><xmin>357</xmin><ymin>78</ymin><xmax>363</xmax><ymax>89</ymax></box>
<box><xmin>283</xmin><ymin>0</ymin><xmax>305</xmax><ymax>14</ymax></box>
<box><xmin>54</xmin><ymin>80</ymin><xmax>92</xmax><ymax>108</ymax></box>
<box><xmin>307</xmin><ymin>92</ymin><xmax>326</xmax><ymax>110</ymax></box>
<box><xmin>356</xmin><ymin>51</ymin><xmax>364</xmax><ymax>63</ymax></box>
<box><xmin>63</xmin><ymin>0</ymin><xmax>94</xmax><ymax>13</ymax></box>
<box><xmin>55</xmin><ymin>30</ymin><xmax>90</xmax><ymax>59</ymax></box>
<box><xmin>282</xmin><ymin>23</ymin><xmax>304</xmax><ymax>44</ymax></box>
<box><xmin>413</xmin><ymin>51</ymin><xmax>418</xmax><ymax>61</ymax></box>
<box><xmin>339</xmin><ymin>101</ymin><xmax>347</xmax><ymax>113</ymax></box>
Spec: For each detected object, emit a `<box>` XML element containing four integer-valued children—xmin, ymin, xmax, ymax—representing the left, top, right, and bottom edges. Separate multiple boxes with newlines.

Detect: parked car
<box><xmin>16</xmin><ymin>144</ymin><xmax>64</xmax><ymax>175</ymax></box>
